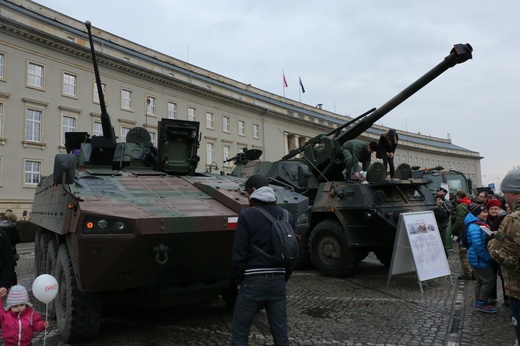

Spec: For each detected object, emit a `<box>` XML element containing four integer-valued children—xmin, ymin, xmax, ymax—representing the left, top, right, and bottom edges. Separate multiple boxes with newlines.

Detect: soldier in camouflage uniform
<box><xmin>488</xmin><ymin>168</ymin><xmax>520</xmax><ymax>343</ymax></box>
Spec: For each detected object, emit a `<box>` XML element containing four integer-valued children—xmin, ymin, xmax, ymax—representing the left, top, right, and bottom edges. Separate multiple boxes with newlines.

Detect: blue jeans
<box><xmin>510</xmin><ymin>297</ymin><xmax>520</xmax><ymax>342</ymax></box>
<box><xmin>231</xmin><ymin>273</ymin><xmax>289</xmax><ymax>346</ymax></box>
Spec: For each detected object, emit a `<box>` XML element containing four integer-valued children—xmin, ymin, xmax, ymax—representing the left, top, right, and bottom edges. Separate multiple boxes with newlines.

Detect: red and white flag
<box><xmin>283</xmin><ymin>73</ymin><xmax>288</xmax><ymax>88</ymax></box>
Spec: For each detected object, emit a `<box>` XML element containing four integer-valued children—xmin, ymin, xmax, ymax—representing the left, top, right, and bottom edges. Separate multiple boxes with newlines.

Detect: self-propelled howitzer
<box><xmin>232</xmin><ymin>44</ymin><xmax>472</xmax><ymax>277</ymax></box>
<box><xmin>30</xmin><ymin>21</ymin><xmax>309</xmax><ymax>344</ymax></box>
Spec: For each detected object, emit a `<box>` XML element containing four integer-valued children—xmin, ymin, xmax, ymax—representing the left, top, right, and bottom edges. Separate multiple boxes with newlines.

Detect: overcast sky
<box><xmin>33</xmin><ymin>0</ymin><xmax>520</xmax><ymax>188</ymax></box>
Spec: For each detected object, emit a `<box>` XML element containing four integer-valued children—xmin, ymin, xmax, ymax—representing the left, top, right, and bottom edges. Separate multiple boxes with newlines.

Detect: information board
<box><xmin>388</xmin><ymin>211</ymin><xmax>451</xmax><ymax>291</ymax></box>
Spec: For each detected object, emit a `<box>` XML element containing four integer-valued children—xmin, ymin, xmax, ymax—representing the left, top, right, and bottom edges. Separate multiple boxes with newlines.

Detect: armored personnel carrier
<box><xmin>30</xmin><ymin>22</ymin><xmax>309</xmax><ymax>343</ymax></box>
<box><xmin>231</xmin><ymin>43</ymin><xmax>473</xmax><ymax>277</ymax></box>
<box><xmin>411</xmin><ymin>166</ymin><xmax>473</xmax><ymax>198</ymax></box>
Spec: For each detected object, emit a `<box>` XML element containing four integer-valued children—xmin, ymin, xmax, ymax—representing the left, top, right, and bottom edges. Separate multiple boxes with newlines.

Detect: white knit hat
<box><xmin>5</xmin><ymin>285</ymin><xmax>32</xmax><ymax>310</ymax></box>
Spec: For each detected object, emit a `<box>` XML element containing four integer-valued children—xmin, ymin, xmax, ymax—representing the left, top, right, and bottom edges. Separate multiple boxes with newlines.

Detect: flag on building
<box><xmin>283</xmin><ymin>72</ymin><xmax>288</xmax><ymax>88</ymax></box>
<box><xmin>299</xmin><ymin>77</ymin><xmax>306</xmax><ymax>93</ymax></box>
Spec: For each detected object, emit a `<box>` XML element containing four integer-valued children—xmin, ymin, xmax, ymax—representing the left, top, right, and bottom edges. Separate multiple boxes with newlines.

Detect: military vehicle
<box><xmin>231</xmin><ymin>43</ymin><xmax>473</xmax><ymax>277</ymax></box>
<box><xmin>411</xmin><ymin>166</ymin><xmax>473</xmax><ymax>198</ymax></box>
<box><xmin>30</xmin><ymin>21</ymin><xmax>309</xmax><ymax>343</ymax></box>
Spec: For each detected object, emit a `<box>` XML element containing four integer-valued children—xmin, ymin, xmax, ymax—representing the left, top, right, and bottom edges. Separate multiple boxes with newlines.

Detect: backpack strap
<box><xmin>252</xmin><ymin>206</ymin><xmax>289</xmax><ymax>223</ymax></box>
<box><xmin>250</xmin><ymin>207</ymin><xmax>288</xmax><ymax>259</ymax></box>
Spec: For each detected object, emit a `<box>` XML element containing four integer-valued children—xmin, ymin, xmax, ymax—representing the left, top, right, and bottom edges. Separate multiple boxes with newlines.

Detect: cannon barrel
<box><xmin>334</xmin><ymin>43</ymin><xmax>472</xmax><ymax>145</ymax></box>
<box><xmin>85</xmin><ymin>21</ymin><xmax>116</xmax><ymax>144</ymax></box>
<box><xmin>285</xmin><ymin>43</ymin><xmax>472</xmax><ymax>182</ymax></box>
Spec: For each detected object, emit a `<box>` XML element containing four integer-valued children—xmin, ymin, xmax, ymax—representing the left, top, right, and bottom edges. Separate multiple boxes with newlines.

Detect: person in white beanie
<box><xmin>0</xmin><ymin>285</ymin><xmax>48</xmax><ymax>346</ymax></box>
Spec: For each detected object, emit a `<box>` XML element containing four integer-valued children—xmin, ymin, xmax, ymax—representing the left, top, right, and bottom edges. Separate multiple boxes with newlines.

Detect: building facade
<box><xmin>0</xmin><ymin>0</ymin><xmax>482</xmax><ymax>216</ymax></box>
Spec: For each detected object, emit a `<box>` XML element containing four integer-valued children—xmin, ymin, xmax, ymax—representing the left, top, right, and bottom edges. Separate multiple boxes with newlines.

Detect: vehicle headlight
<box><xmin>83</xmin><ymin>217</ymin><xmax>133</xmax><ymax>235</ymax></box>
<box><xmin>296</xmin><ymin>210</ymin><xmax>310</xmax><ymax>225</ymax></box>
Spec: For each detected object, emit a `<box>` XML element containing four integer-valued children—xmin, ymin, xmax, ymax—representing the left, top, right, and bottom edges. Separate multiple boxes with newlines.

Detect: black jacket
<box><xmin>231</xmin><ymin>203</ymin><xmax>294</xmax><ymax>284</ymax></box>
<box><xmin>0</xmin><ymin>229</ymin><xmax>15</xmax><ymax>289</ymax></box>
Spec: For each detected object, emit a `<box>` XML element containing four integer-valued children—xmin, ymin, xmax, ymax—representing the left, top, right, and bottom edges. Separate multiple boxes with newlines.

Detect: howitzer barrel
<box><xmin>85</xmin><ymin>21</ymin><xmax>116</xmax><ymax>144</ymax></box>
<box><xmin>336</xmin><ymin>43</ymin><xmax>472</xmax><ymax>144</ymax></box>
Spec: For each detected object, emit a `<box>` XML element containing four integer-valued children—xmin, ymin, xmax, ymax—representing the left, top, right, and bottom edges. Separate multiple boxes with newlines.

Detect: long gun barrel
<box><xmin>293</xmin><ymin>43</ymin><xmax>472</xmax><ymax>181</ymax></box>
<box><xmin>335</xmin><ymin>43</ymin><xmax>472</xmax><ymax>144</ymax></box>
<box><xmin>85</xmin><ymin>21</ymin><xmax>116</xmax><ymax>144</ymax></box>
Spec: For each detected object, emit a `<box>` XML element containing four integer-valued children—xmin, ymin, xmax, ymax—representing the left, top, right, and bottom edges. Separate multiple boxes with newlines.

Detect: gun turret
<box><xmin>292</xmin><ymin>44</ymin><xmax>472</xmax><ymax>181</ymax></box>
<box><xmin>234</xmin><ymin>43</ymin><xmax>473</xmax><ymax>200</ymax></box>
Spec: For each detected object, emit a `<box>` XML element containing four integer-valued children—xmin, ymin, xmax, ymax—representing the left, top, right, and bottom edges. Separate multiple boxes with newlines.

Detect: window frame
<box><xmin>121</xmin><ymin>88</ymin><xmax>133</xmax><ymax>111</ymax></box>
<box><xmin>61</xmin><ymin>113</ymin><xmax>77</xmax><ymax>146</ymax></box>
<box><xmin>25</xmin><ymin>107</ymin><xmax>43</xmax><ymax>142</ymax></box>
<box><xmin>23</xmin><ymin>159</ymin><xmax>42</xmax><ymax>187</ymax></box>
<box><xmin>238</xmin><ymin>120</ymin><xmax>245</xmax><ymax>136</ymax></box>
<box><xmin>62</xmin><ymin>71</ymin><xmax>78</xmax><ymax>98</ymax></box>
<box><xmin>26</xmin><ymin>61</ymin><xmax>45</xmax><ymax>89</ymax></box>
<box><xmin>167</xmin><ymin>101</ymin><xmax>177</xmax><ymax>119</ymax></box>
<box><xmin>222</xmin><ymin>116</ymin><xmax>230</xmax><ymax>133</ymax></box>
<box><xmin>146</xmin><ymin>96</ymin><xmax>156</xmax><ymax>116</ymax></box>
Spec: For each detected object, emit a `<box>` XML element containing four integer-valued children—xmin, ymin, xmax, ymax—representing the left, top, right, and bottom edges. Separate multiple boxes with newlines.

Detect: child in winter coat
<box><xmin>465</xmin><ymin>204</ymin><xmax>497</xmax><ymax>314</ymax></box>
<box><xmin>0</xmin><ymin>285</ymin><xmax>48</xmax><ymax>346</ymax></box>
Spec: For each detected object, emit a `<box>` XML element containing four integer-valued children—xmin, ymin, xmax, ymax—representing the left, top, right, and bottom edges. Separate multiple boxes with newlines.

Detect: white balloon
<box><xmin>32</xmin><ymin>274</ymin><xmax>59</xmax><ymax>304</ymax></box>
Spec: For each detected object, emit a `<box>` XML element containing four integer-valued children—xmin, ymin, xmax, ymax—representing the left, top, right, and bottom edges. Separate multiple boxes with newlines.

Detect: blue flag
<box><xmin>299</xmin><ymin>77</ymin><xmax>306</xmax><ymax>93</ymax></box>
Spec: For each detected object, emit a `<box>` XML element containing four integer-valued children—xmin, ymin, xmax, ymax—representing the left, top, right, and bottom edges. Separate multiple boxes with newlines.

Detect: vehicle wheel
<box><xmin>310</xmin><ymin>219</ymin><xmax>356</xmax><ymax>277</ymax></box>
<box><xmin>55</xmin><ymin>244</ymin><xmax>101</xmax><ymax>343</ymax></box>
<box><xmin>374</xmin><ymin>248</ymin><xmax>394</xmax><ymax>267</ymax></box>
<box><xmin>45</xmin><ymin>237</ymin><xmax>59</xmax><ymax>319</ymax></box>
<box><xmin>34</xmin><ymin>229</ymin><xmax>50</xmax><ymax>277</ymax></box>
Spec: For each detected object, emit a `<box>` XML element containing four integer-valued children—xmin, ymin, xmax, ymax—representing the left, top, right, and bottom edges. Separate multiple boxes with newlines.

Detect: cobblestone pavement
<box><xmin>6</xmin><ymin>244</ymin><xmax>517</xmax><ymax>346</ymax></box>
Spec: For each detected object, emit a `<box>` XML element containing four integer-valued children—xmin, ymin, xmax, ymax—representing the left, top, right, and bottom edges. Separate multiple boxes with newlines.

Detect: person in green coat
<box><xmin>341</xmin><ymin>139</ymin><xmax>378</xmax><ymax>182</ymax></box>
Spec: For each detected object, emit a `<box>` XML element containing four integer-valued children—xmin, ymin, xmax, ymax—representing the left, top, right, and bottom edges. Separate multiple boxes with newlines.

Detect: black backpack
<box><xmin>252</xmin><ymin>207</ymin><xmax>299</xmax><ymax>268</ymax></box>
<box><xmin>460</xmin><ymin>224</ymin><xmax>470</xmax><ymax>248</ymax></box>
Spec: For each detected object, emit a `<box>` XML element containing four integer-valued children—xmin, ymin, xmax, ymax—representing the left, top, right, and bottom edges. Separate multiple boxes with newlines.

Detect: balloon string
<box><xmin>44</xmin><ymin>303</ymin><xmax>48</xmax><ymax>346</ymax></box>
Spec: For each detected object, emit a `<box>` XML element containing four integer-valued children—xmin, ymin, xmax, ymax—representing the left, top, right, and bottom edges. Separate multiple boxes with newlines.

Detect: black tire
<box><xmin>34</xmin><ymin>228</ymin><xmax>50</xmax><ymax>277</ymax></box>
<box><xmin>310</xmin><ymin>219</ymin><xmax>357</xmax><ymax>277</ymax></box>
<box><xmin>55</xmin><ymin>244</ymin><xmax>101</xmax><ymax>343</ymax></box>
<box><xmin>46</xmin><ymin>237</ymin><xmax>59</xmax><ymax>319</ymax></box>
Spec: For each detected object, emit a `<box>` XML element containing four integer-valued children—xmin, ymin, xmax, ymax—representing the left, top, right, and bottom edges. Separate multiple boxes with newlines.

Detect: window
<box><xmin>167</xmin><ymin>102</ymin><xmax>177</xmax><ymax>119</ymax></box>
<box><xmin>93</xmin><ymin>121</ymin><xmax>102</xmax><ymax>137</ymax></box>
<box><xmin>188</xmin><ymin>107</ymin><xmax>195</xmax><ymax>121</ymax></box>
<box><xmin>223</xmin><ymin>145</ymin><xmax>231</xmax><ymax>166</ymax></box>
<box><xmin>206</xmin><ymin>112</ymin><xmax>214</xmax><ymax>129</ymax></box>
<box><xmin>0</xmin><ymin>53</ymin><xmax>5</xmax><ymax>80</ymax></box>
<box><xmin>61</xmin><ymin>115</ymin><xmax>76</xmax><ymax>145</ymax></box>
<box><xmin>27</xmin><ymin>61</ymin><xmax>44</xmax><ymax>88</ymax></box>
<box><xmin>146</xmin><ymin>96</ymin><xmax>156</xmax><ymax>115</ymax></box>
<box><xmin>206</xmin><ymin>142</ymin><xmax>214</xmax><ymax>165</ymax></box>
<box><xmin>223</xmin><ymin>116</ymin><xmax>230</xmax><ymax>132</ymax></box>
<box><xmin>93</xmin><ymin>81</ymin><xmax>107</xmax><ymax>104</ymax></box>
<box><xmin>25</xmin><ymin>108</ymin><xmax>42</xmax><ymax>142</ymax></box>
<box><xmin>121</xmin><ymin>89</ymin><xmax>132</xmax><ymax>110</ymax></box>
<box><xmin>63</xmin><ymin>72</ymin><xmax>77</xmax><ymax>97</ymax></box>
<box><xmin>120</xmin><ymin>127</ymin><xmax>131</xmax><ymax>142</ymax></box>
<box><xmin>238</xmin><ymin>120</ymin><xmax>245</xmax><ymax>136</ymax></box>
<box><xmin>252</xmin><ymin>124</ymin><xmax>259</xmax><ymax>138</ymax></box>
<box><xmin>24</xmin><ymin>160</ymin><xmax>41</xmax><ymax>185</ymax></box>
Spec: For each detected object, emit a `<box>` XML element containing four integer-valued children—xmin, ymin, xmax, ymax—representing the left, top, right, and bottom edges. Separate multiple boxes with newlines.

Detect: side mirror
<box><xmin>53</xmin><ymin>154</ymin><xmax>77</xmax><ymax>185</ymax></box>
<box><xmin>297</xmin><ymin>164</ymin><xmax>311</xmax><ymax>188</ymax></box>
